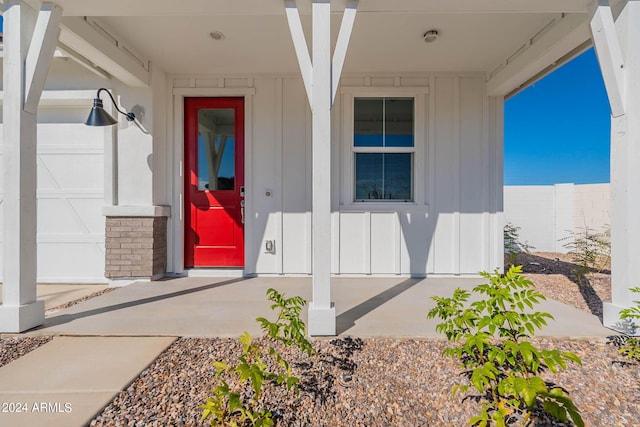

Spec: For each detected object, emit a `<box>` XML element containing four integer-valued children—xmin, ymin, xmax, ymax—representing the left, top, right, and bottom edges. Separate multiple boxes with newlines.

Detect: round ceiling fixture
<box><xmin>210</xmin><ymin>31</ymin><xmax>225</xmax><ymax>41</ymax></box>
<box><xmin>423</xmin><ymin>30</ymin><xmax>439</xmax><ymax>43</ymax></box>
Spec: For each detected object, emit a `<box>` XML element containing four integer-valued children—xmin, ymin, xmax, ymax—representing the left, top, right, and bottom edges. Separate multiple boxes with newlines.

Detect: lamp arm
<box><xmin>97</xmin><ymin>88</ymin><xmax>136</xmax><ymax>122</ymax></box>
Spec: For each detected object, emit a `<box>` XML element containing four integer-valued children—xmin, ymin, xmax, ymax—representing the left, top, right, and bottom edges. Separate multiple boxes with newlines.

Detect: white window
<box><xmin>340</xmin><ymin>87</ymin><xmax>428</xmax><ymax>209</ymax></box>
<box><xmin>353</xmin><ymin>97</ymin><xmax>415</xmax><ymax>202</ymax></box>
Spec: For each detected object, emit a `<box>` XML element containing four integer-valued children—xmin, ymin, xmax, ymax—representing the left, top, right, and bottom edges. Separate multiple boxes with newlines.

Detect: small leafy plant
<box><xmin>619</xmin><ymin>287</ymin><xmax>640</xmax><ymax>361</ymax></box>
<box><xmin>201</xmin><ymin>288</ymin><xmax>313</xmax><ymax>426</ymax></box>
<box><xmin>562</xmin><ymin>226</ymin><xmax>611</xmax><ymax>284</ymax></box>
<box><xmin>504</xmin><ymin>223</ymin><xmax>534</xmax><ymax>267</ymax></box>
<box><xmin>428</xmin><ymin>266</ymin><xmax>584</xmax><ymax>426</ymax></box>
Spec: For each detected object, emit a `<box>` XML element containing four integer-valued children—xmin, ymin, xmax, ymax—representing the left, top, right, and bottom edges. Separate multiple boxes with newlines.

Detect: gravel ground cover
<box><xmin>89</xmin><ymin>337</ymin><xmax>639</xmax><ymax>427</ymax></box>
<box><xmin>515</xmin><ymin>252</ymin><xmax>611</xmax><ymax>321</ymax></box>
<box><xmin>87</xmin><ymin>253</ymin><xmax>639</xmax><ymax>426</ymax></box>
<box><xmin>2</xmin><ymin>253</ymin><xmax>633</xmax><ymax>426</ymax></box>
<box><xmin>0</xmin><ymin>335</ymin><xmax>52</xmax><ymax>368</ymax></box>
<box><xmin>90</xmin><ymin>253</ymin><xmax>640</xmax><ymax>426</ymax></box>
<box><xmin>45</xmin><ymin>287</ymin><xmax>118</xmax><ymax>314</ymax></box>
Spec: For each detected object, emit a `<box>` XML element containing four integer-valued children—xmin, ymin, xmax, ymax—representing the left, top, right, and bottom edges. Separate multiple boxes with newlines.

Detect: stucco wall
<box><xmin>504</xmin><ymin>183</ymin><xmax>610</xmax><ymax>253</ymax></box>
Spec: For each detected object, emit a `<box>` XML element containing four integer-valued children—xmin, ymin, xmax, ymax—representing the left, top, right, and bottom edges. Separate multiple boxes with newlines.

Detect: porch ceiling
<box><xmin>88</xmin><ymin>12</ymin><xmax>582</xmax><ymax>76</ymax></box>
<box><xmin>32</xmin><ymin>0</ymin><xmax>596</xmax><ymax>17</ymax></box>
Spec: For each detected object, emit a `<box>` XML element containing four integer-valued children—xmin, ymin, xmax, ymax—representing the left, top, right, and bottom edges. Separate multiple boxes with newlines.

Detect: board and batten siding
<box><xmin>171</xmin><ymin>74</ymin><xmax>503</xmax><ymax>276</ymax></box>
<box><xmin>0</xmin><ymin>95</ymin><xmax>107</xmax><ymax>283</ymax></box>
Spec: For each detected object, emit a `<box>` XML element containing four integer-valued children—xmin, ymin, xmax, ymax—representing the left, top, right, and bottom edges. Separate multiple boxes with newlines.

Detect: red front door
<box><xmin>184</xmin><ymin>97</ymin><xmax>245</xmax><ymax>267</ymax></box>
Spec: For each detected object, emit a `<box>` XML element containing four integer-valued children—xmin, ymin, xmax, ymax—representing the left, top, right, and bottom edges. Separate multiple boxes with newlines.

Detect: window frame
<box><xmin>340</xmin><ymin>87</ymin><xmax>429</xmax><ymax>210</ymax></box>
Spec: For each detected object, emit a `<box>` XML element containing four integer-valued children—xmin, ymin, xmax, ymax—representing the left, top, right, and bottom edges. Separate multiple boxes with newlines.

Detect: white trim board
<box><xmin>172</xmin><ymin>88</ymin><xmax>256</xmax><ymax>97</ymax></box>
<box><xmin>169</xmin><ymin>89</ymin><xmax>255</xmax><ymax>275</ymax></box>
<box><xmin>0</xmin><ymin>90</ymin><xmax>96</xmax><ymax>108</ymax></box>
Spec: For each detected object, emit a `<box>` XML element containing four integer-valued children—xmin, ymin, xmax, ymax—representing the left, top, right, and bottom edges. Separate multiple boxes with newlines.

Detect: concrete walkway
<box><xmin>0</xmin><ymin>336</ymin><xmax>175</xmax><ymax>427</ymax></box>
<box><xmin>0</xmin><ymin>276</ymin><xmax>614</xmax><ymax>426</ymax></box>
<box><xmin>27</xmin><ymin>276</ymin><xmax>612</xmax><ymax>338</ymax></box>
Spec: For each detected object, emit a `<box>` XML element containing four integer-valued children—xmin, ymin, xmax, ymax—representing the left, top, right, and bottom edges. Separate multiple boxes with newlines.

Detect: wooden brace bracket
<box><xmin>284</xmin><ymin>0</ymin><xmax>358</xmax><ymax>108</ymax></box>
<box><xmin>590</xmin><ymin>0</ymin><xmax>626</xmax><ymax>117</ymax></box>
<box><xmin>24</xmin><ymin>2</ymin><xmax>63</xmax><ymax>114</ymax></box>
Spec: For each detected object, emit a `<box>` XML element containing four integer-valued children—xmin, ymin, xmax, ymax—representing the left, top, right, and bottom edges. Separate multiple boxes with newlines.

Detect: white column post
<box><xmin>592</xmin><ymin>0</ymin><xmax>640</xmax><ymax>334</ymax></box>
<box><xmin>308</xmin><ymin>0</ymin><xmax>335</xmax><ymax>335</ymax></box>
<box><xmin>0</xmin><ymin>1</ymin><xmax>61</xmax><ymax>332</ymax></box>
<box><xmin>284</xmin><ymin>0</ymin><xmax>357</xmax><ymax>335</ymax></box>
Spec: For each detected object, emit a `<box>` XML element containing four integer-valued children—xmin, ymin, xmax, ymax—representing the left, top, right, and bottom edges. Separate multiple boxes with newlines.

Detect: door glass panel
<box><xmin>197</xmin><ymin>108</ymin><xmax>235</xmax><ymax>191</ymax></box>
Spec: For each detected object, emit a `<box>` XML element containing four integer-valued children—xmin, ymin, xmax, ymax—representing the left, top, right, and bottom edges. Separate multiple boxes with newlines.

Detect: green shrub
<box><xmin>619</xmin><ymin>287</ymin><xmax>640</xmax><ymax>361</ymax></box>
<box><xmin>428</xmin><ymin>266</ymin><xmax>584</xmax><ymax>427</ymax></box>
<box><xmin>201</xmin><ymin>288</ymin><xmax>313</xmax><ymax>426</ymax></box>
<box><xmin>504</xmin><ymin>223</ymin><xmax>534</xmax><ymax>267</ymax></box>
<box><xmin>561</xmin><ymin>226</ymin><xmax>610</xmax><ymax>284</ymax></box>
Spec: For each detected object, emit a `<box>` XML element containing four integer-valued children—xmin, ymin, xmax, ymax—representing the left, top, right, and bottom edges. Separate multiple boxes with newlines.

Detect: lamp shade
<box><xmin>85</xmin><ymin>98</ymin><xmax>118</xmax><ymax>126</ymax></box>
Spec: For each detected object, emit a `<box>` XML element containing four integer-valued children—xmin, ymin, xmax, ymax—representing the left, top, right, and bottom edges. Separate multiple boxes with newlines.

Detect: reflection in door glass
<box><xmin>197</xmin><ymin>109</ymin><xmax>235</xmax><ymax>191</ymax></box>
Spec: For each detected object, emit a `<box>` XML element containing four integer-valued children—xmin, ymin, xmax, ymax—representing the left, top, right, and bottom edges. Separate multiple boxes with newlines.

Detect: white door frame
<box><xmin>169</xmin><ymin>87</ymin><xmax>255</xmax><ymax>275</ymax></box>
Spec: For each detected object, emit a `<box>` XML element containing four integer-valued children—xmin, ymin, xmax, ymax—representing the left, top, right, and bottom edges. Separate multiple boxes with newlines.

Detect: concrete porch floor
<box><xmin>0</xmin><ymin>276</ymin><xmax>614</xmax><ymax>427</ymax></box>
<box><xmin>27</xmin><ymin>276</ymin><xmax>612</xmax><ymax>338</ymax></box>
<box><xmin>0</xmin><ymin>283</ymin><xmax>108</xmax><ymax>311</ymax></box>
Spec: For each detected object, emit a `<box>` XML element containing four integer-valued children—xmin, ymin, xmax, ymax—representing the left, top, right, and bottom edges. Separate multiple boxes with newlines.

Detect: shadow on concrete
<box><xmin>336</xmin><ymin>278</ymin><xmax>422</xmax><ymax>334</ymax></box>
<box><xmin>35</xmin><ymin>277</ymin><xmax>248</xmax><ymax>330</ymax></box>
<box><xmin>576</xmin><ymin>277</ymin><xmax>604</xmax><ymax>322</ymax></box>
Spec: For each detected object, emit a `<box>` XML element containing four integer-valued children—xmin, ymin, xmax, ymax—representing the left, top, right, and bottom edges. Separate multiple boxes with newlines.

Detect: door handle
<box><xmin>240</xmin><ymin>200</ymin><xmax>245</xmax><ymax>224</ymax></box>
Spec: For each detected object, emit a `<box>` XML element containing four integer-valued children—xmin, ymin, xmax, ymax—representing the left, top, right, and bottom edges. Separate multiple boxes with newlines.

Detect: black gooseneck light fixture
<box><xmin>85</xmin><ymin>88</ymin><xmax>136</xmax><ymax>126</ymax></box>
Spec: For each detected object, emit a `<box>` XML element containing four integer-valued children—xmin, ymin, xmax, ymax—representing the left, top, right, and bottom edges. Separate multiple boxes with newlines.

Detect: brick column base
<box><xmin>105</xmin><ymin>216</ymin><xmax>167</xmax><ymax>280</ymax></box>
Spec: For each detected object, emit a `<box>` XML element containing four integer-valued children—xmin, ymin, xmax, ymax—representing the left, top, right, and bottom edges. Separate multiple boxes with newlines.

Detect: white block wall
<box><xmin>574</xmin><ymin>184</ymin><xmax>611</xmax><ymax>230</ymax></box>
<box><xmin>504</xmin><ymin>183</ymin><xmax>610</xmax><ymax>253</ymax></box>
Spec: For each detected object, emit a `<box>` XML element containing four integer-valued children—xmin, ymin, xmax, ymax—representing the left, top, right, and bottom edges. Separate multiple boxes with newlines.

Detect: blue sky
<box><xmin>504</xmin><ymin>48</ymin><xmax>611</xmax><ymax>185</ymax></box>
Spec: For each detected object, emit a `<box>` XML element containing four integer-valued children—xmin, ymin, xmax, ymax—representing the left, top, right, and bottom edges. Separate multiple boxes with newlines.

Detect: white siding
<box><xmin>432</xmin><ymin>77</ymin><xmax>458</xmax><ymax>274</ymax></box>
<box><xmin>370</xmin><ymin>212</ymin><xmax>400</xmax><ymax>274</ymax></box>
<box><xmin>170</xmin><ymin>73</ymin><xmax>502</xmax><ymax>276</ymax></box>
<box><xmin>335</xmin><ymin>76</ymin><xmax>499</xmax><ymax>275</ymax></box>
<box><xmin>0</xmin><ymin>120</ymin><xmax>106</xmax><ymax>283</ymax></box>
<box><xmin>459</xmin><ymin>77</ymin><xmax>488</xmax><ymax>273</ymax></box>
<box><xmin>251</xmin><ymin>78</ymin><xmax>281</xmax><ymax>274</ymax></box>
<box><xmin>281</xmin><ymin>78</ymin><xmax>312</xmax><ymax>274</ymax></box>
<box><xmin>0</xmin><ymin>58</ymin><xmax>120</xmax><ymax>283</ymax></box>
<box><xmin>338</xmin><ymin>212</ymin><xmax>369</xmax><ymax>274</ymax></box>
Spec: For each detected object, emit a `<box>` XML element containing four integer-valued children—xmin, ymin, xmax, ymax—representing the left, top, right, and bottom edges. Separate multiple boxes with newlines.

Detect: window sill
<box><xmin>338</xmin><ymin>202</ymin><xmax>429</xmax><ymax>213</ymax></box>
